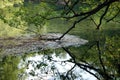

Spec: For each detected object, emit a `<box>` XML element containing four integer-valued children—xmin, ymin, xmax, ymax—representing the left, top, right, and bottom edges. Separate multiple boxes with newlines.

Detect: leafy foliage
<box><xmin>0</xmin><ymin>56</ymin><xmax>24</xmax><ymax>80</ymax></box>
<box><xmin>0</xmin><ymin>0</ymin><xmax>120</xmax><ymax>80</ymax></box>
<box><xmin>0</xmin><ymin>0</ymin><xmax>53</xmax><ymax>35</ymax></box>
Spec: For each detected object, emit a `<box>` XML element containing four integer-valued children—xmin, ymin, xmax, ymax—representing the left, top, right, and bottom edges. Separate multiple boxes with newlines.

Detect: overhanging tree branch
<box><xmin>62</xmin><ymin>47</ymin><xmax>114</xmax><ymax>80</ymax></box>
<box><xmin>58</xmin><ymin>15</ymin><xmax>90</xmax><ymax>40</ymax></box>
<box><xmin>106</xmin><ymin>7</ymin><xmax>120</xmax><ymax>22</ymax></box>
<box><xmin>96</xmin><ymin>4</ymin><xmax>110</xmax><ymax>29</ymax></box>
<box><xmin>63</xmin><ymin>0</ymin><xmax>119</xmax><ymax>19</ymax></box>
<box><xmin>62</xmin><ymin>47</ymin><xmax>101</xmax><ymax>80</ymax></box>
<box><xmin>64</xmin><ymin>64</ymin><xmax>76</xmax><ymax>80</ymax></box>
<box><xmin>96</xmin><ymin>41</ymin><xmax>113</xmax><ymax>80</ymax></box>
<box><xmin>96</xmin><ymin>41</ymin><xmax>106</xmax><ymax>74</ymax></box>
<box><xmin>41</xmin><ymin>0</ymin><xmax>119</xmax><ymax>21</ymax></box>
<box><xmin>90</xmin><ymin>17</ymin><xmax>98</xmax><ymax>27</ymax></box>
<box><xmin>79</xmin><ymin>66</ymin><xmax>100</xmax><ymax>80</ymax></box>
<box><xmin>58</xmin><ymin>0</ymin><xmax>119</xmax><ymax>40</ymax></box>
<box><xmin>64</xmin><ymin>0</ymin><xmax>80</xmax><ymax>15</ymax></box>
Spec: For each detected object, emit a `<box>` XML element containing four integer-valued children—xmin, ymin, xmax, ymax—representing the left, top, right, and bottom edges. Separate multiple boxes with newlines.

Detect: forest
<box><xmin>0</xmin><ymin>0</ymin><xmax>120</xmax><ymax>80</ymax></box>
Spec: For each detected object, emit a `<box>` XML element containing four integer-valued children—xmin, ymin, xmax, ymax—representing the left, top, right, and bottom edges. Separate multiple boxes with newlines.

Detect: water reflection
<box><xmin>0</xmin><ymin>33</ymin><xmax>95</xmax><ymax>80</ymax></box>
<box><xmin>18</xmin><ymin>49</ymin><xmax>97</xmax><ymax>80</ymax></box>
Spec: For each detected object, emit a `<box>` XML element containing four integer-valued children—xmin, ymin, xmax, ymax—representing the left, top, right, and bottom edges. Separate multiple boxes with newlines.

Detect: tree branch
<box><xmin>64</xmin><ymin>0</ymin><xmax>119</xmax><ymax>19</ymax></box>
<box><xmin>96</xmin><ymin>41</ymin><xmax>113</xmax><ymax>79</ymax></box>
<box><xmin>58</xmin><ymin>0</ymin><xmax>118</xmax><ymax>39</ymax></box>
<box><xmin>90</xmin><ymin>17</ymin><xmax>98</xmax><ymax>27</ymax></box>
<box><xmin>62</xmin><ymin>47</ymin><xmax>113</xmax><ymax>80</ymax></box>
<box><xmin>42</xmin><ymin>0</ymin><xmax>119</xmax><ymax>21</ymax></box>
<box><xmin>107</xmin><ymin>8</ymin><xmax>120</xmax><ymax>22</ymax></box>
<box><xmin>64</xmin><ymin>64</ymin><xmax>76</xmax><ymax>80</ymax></box>
<box><xmin>96</xmin><ymin>41</ymin><xmax>106</xmax><ymax>73</ymax></box>
<box><xmin>62</xmin><ymin>47</ymin><xmax>102</xmax><ymax>80</ymax></box>
<box><xmin>96</xmin><ymin>4</ymin><xmax>110</xmax><ymax>29</ymax></box>
<box><xmin>58</xmin><ymin>15</ymin><xmax>89</xmax><ymax>40</ymax></box>
<box><xmin>79</xmin><ymin>66</ymin><xmax>101</xmax><ymax>80</ymax></box>
<box><xmin>64</xmin><ymin>0</ymin><xmax>80</xmax><ymax>15</ymax></box>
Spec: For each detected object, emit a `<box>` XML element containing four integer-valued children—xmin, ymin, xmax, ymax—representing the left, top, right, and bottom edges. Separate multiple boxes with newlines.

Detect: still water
<box><xmin>0</xmin><ymin>33</ymin><xmax>97</xmax><ymax>80</ymax></box>
<box><xmin>19</xmin><ymin>50</ymin><xmax>97</xmax><ymax>80</ymax></box>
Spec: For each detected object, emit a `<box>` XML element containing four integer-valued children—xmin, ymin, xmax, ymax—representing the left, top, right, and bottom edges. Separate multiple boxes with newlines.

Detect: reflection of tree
<box><xmin>43</xmin><ymin>0</ymin><xmax>120</xmax><ymax>40</ymax></box>
<box><xmin>0</xmin><ymin>37</ymin><xmax>120</xmax><ymax>80</ymax></box>
<box><xmin>62</xmin><ymin>35</ymin><xmax>120</xmax><ymax>80</ymax></box>
<box><xmin>62</xmin><ymin>47</ymin><xmax>101</xmax><ymax>80</ymax></box>
<box><xmin>17</xmin><ymin>35</ymin><xmax>119</xmax><ymax>80</ymax></box>
<box><xmin>0</xmin><ymin>0</ymin><xmax>120</xmax><ymax>80</ymax></box>
<box><xmin>0</xmin><ymin>56</ymin><xmax>24</xmax><ymax>80</ymax></box>
<box><xmin>21</xmin><ymin>52</ymin><xmax>93</xmax><ymax>80</ymax></box>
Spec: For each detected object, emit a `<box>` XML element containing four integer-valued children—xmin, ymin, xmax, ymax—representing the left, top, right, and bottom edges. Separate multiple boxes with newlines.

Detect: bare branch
<box><xmin>64</xmin><ymin>64</ymin><xmax>76</xmax><ymax>80</ymax></box>
<box><xmin>64</xmin><ymin>0</ymin><xmax>119</xmax><ymax>19</ymax></box>
<box><xmin>96</xmin><ymin>4</ymin><xmax>110</xmax><ymax>29</ymax></box>
<box><xmin>96</xmin><ymin>41</ymin><xmax>106</xmax><ymax>74</ymax></box>
<box><xmin>64</xmin><ymin>0</ymin><xmax>80</xmax><ymax>15</ymax></box>
<box><xmin>42</xmin><ymin>0</ymin><xmax>119</xmax><ymax>21</ymax></box>
<box><xmin>58</xmin><ymin>15</ymin><xmax>89</xmax><ymax>40</ymax></box>
<box><xmin>80</xmin><ymin>66</ymin><xmax>101</xmax><ymax>80</ymax></box>
<box><xmin>90</xmin><ymin>17</ymin><xmax>98</xmax><ymax>27</ymax></box>
<box><xmin>58</xmin><ymin>0</ymin><xmax>119</xmax><ymax>39</ymax></box>
<box><xmin>107</xmin><ymin>8</ymin><xmax>120</xmax><ymax>22</ymax></box>
<box><xmin>62</xmin><ymin>47</ymin><xmax>113</xmax><ymax>80</ymax></box>
<box><xmin>62</xmin><ymin>47</ymin><xmax>102</xmax><ymax>79</ymax></box>
<box><xmin>96</xmin><ymin>41</ymin><xmax>113</xmax><ymax>79</ymax></box>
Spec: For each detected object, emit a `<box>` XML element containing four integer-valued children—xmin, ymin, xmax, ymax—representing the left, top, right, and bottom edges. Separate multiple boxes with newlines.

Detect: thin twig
<box><xmin>62</xmin><ymin>47</ymin><xmax>101</xmax><ymax>80</ymax></box>
<box><xmin>58</xmin><ymin>15</ymin><xmax>89</xmax><ymax>40</ymax></box>
<box><xmin>96</xmin><ymin>41</ymin><xmax>113</xmax><ymax>79</ymax></box>
<box><xmin>64</xmin><ymin>0</ymin><xmax>80</xmax><ymax>15</ymax></box>
<box><xmin>64</xmin><ymin>64</ymin><xmax>76</xmax><ymax>80</ymax></box>
<box><xmin>96</xmin><ymin>4</ymin><xmax>110</xmax><ymax>29</ymax></box>
<box><xmin>96</xmin><ymin>41</ymin><xmax>106</xmax><ymax>73</ymax></box>
<box><xmin>90</xmin><ymin>17</ymin><xmax>98</xmax><ymax>27</ymax></box>
<box><xmin>58</xmin><ymin>0</ymin><xmax>118</xmax><ymax>39</ymax></box>
<box><xmin>107</xmin><ymin>8</ymin><xmax>120</xmax><ymax>22</ymax></box>
<box><xmin>80</xmin><ymin>66</ymin><xmax>101</xmax><ymax>80</ymax></box>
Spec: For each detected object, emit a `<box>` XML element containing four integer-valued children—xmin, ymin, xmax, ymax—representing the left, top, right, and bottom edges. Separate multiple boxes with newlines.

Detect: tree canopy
<box><xmin>0</xmin><ymin>0</ymin><xmax>120</xmax><ymax>80</ymax></box>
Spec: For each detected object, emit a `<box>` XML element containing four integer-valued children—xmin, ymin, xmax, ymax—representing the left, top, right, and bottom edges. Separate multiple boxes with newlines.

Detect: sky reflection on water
<box><xmin>19</xmin><ymin>52</ymin><xmax>97</xmax><ymax>80</ymax></box>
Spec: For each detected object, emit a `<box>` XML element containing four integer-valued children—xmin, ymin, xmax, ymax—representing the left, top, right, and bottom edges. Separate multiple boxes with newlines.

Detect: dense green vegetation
<box><xmin>0</xmin><ymin>56</ymin><xmax>25</xmax><ymax>80</ymax></box>
<box><xmin>0</xmin><ymin>0</ymin><xmax>120</xmax><ymax>80</ymax></box>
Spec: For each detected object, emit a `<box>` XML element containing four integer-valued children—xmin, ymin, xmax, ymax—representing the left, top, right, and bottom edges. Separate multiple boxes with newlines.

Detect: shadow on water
<box><xmin>0</xmin><ymin>33</ymin><xmax>97</xmax><ymax>80</ymax></box>
<box><xmin>20</xmin><ymin>49</ymin><xmax>97</xmax><ymax>80</ymax></box>
<box><xmin>0</xmin><ymin>21</ymin><xmax>120</xmax><ymax>80</ymax></box>
<box><xmin>0</xmin><ymin>31</ymin><xmax>120</xmax><ymax>80</ymax></box>
<box><xmin>0</xmin><ymin>48</ymin><xmax>97</xmax><ymax>80</ymax></box>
